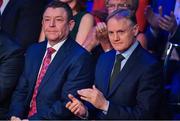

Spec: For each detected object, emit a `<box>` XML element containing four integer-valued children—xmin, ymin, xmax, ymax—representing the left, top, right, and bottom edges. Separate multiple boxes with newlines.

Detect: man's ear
<box><xmin>41</xmin><ymin>20</ymin><xmax>45</xmax><ymax>30</ymax></box>
<box><xmin>133</xmin><ymin>24</ymin><xmax>139</xmax><ymax>36</ymax></box>
<box><xmin>69</xmin><ymin>20</ymin><xmax>75</xmax><ymax>31</ymax></box>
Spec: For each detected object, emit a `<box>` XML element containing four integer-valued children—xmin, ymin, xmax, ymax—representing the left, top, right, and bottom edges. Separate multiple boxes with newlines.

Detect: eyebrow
<box><xmin>43</xmin><ymin>16</ymin><xmax>64</xmax><ymax>18</ymax></box>
<box><xmin>108</xmin><ymin>28</ymin><xmax>126</xmax><ymax>32</ymax></box>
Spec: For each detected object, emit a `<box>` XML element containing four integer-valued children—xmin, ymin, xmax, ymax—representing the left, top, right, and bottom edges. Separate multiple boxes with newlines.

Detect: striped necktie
<box><xmin>28</xmin><ymin>47</ymin><xmax>56</xmax><ymax>117</ymax></box>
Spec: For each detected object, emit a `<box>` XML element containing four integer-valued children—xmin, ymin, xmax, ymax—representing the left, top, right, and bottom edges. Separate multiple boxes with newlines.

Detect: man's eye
<box><xmin>117</xmin><ymin>30</ymin><xmax>127</xmax><ymax>35</ymax></box>
<box><xmin>108</xmin><ymin>31</ymin><xmax>113</xmax><ymax>35</ymax></box>
<box><xmin>56</xmin><ymin>19</ymin><xmax>63</xmax><ymax>21</ymax></box>
<box><xmin>107</xmin><ymin>4</ymin><xmax>115</xmax><ymax>8</ymax></box>
<box><xmin>119</xmin><ymin>31</ymin><xmax>125</xmax><ymax>33</ymax></box>
<box><xmin>44</xmin><ymin>18</ymin><xmax>50</xmax><ymax>21</ymax></box>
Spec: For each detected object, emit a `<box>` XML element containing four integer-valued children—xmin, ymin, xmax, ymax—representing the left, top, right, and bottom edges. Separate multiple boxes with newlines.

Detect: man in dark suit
<box><xmin>66</xmin><ymin>9</ymin><xmax>164</xmax><ymax>119</ymax></box>
<box><xmin>0</xmin><ymin>30</ymin><xmax>24</xmax><ymax>119</ymax></box>
<box><xmin>166</xmin><ymin>25</ymin><xmax>180</xmax><ymax>119</ymax></box>
<box><xmin>171</xmin><ymin>25</ymin><xmax>180</xmax><ymax>44</ymax></box>
<box><xmin>0</xmin><ymin>0</ymin><xmax>47</xmax><ymax>49</ymax></box>
<box><xmin>8</xmin><ymin>1</ymin><xmax>94</xmax><ymax>120</ymax></box>
<box><xmin>145</xmin><ymin>1</ymin><xmax>180</xmax><ymax>118</ymax></box>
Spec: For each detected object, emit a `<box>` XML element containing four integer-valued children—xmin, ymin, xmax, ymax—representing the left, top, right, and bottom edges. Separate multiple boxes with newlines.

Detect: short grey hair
<box><xmin>106</xmin><ymin>9</ymin><xmax>137</xmax><ymax>25</ymax></box>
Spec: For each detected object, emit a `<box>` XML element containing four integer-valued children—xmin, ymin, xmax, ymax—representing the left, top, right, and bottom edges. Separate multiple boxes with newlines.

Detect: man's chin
<box><xmin>113</xmin><ymin>46</ymin><xmax>125</xmax><ymax>52</ymax></box>
<box><xmin>47</xmin><ymin>36</ymin><xmax>58</xmax><ymax>41</ymax></box>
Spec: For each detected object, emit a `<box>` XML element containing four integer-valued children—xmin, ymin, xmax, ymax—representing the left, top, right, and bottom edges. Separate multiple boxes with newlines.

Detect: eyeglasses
<box><xmin>106</xmin><ymin>3</ymin><xmax>132</xmax><ymax>10</ymax></box>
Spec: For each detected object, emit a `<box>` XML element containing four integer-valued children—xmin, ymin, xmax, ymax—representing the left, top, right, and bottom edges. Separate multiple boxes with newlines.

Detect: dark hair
<box><xmin>131</xmin><ymin>0</ymin><xmax>139</xmax><ymax>12</ymax></box>
<box><xmin>75</xmin><ymin>0</ymin><xmax>86</xmax><ymax>11</ymax></box>
<box><xmin>45</xmin><ymin>0</ymin><xmax>73</xmax><ymax>21</ymax></box>
<box><xmin>106</xmin><ymin>9</ymin><xmax>137</xmax><ymax>25</ymax></box>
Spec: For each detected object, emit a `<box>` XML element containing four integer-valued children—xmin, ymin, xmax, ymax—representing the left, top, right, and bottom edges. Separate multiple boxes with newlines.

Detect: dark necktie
<box><xmin>109</xmin><ymin>54</ymin><xmax>125</xmax><ymax>89</ymax></box>
<box><xmin>28</xmin><ymin>47</ymin><xmax>56</xmax><ymax>117</ymax></box>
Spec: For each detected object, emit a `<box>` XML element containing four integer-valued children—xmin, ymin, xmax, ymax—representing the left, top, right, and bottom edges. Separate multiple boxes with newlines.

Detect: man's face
<box><xmin>42</xmin><ymin>7</ymin><xmax>74</xmax><ymax>46</ymax></box>
<box><xmin>107</xmin><ymin>0</ymin><xmax>132</xmax><ymax>14</ymax></box>
<box><xmin>107</xmin><ymin>17</ymin><xmax>138</xmax><ymax>52</ymax></box>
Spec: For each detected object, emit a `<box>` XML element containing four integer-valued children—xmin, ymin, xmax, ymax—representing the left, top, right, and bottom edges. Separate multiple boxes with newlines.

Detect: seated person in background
<box><xmin>145</xmin><ymin>0</ymin><xmax>179</xmax><ymax>59</ymax></box>
<box><xmin>39</xmin><ymin>0</ymin><xmax>94</xmax><ymax>46</ymax></box>
<box><xmin>0</xmin><ymin>0</ymin><xmax>46</xmax><ymax>49</ymax></box>
<box><xmin>66</xmin><ymin>9</ymin><xmax>164</xmax><ymax>120</ymax></box>
<box><xmin>91</xmin><ymin>0</ymin><xmax>107</xmax><ymax>23</ymax></box>
<box><xmin>171</xmin><ymin>25</ymin><xmax>180</xmax><ymax>44</ymax></box>
<box><xmin>9</xmin><ymin>1</ymin><xmax>94</xmax><ymax>120</ymax></box>
<box><xmin>136</xmin><ymin>0</ymin><xmax>150</xmax><ymax>32</ymax></box>
<box><xmin>0</xmin><ymin>30</ymin><xmax>24</xmax><ymax>119</ymax></box>
<box><xmin>145</xmin><ymin>0</ymin><xmax>180</xmax><ymax>119</ymax></box>
<box><xmin>83</xmin><ymin>0</ymin><xmax>148</xmax><ymax>53</ymax></box>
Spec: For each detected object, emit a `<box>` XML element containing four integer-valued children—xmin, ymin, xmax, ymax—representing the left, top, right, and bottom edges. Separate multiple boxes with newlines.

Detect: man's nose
<box><xmin>114</xmin><ymin>33</ymin><xmax>120</xmax><ymax>41</ymax></box>
<box><xmin>49</xmin><ymin>19</ymin><xmax>55</xmax><ymax>27</ymax></box>
<box><xmin>114</xmin><ymin>5</ymin><xmax>119</xmax><ymax>11</ymax></box>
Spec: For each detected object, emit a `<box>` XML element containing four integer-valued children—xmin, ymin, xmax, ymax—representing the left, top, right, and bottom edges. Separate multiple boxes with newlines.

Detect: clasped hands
<box><xmin>65</xmin><ymin>85</ymin><xmax>109</xmax><ymax>118</ymax></box>
<box><xmin>10</xmin><ymin>116</ymin><xmax>28</xmax><ymax>121</ymax></box>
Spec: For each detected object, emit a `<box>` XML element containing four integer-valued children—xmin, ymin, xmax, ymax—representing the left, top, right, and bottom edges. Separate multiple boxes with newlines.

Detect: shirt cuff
<box><xmin>79</xmin><ymin>106</ymin><xmax>89</xmax><ymax>119</ymax></box>
<box><xmin>102</xmin><ymin>101</ymin><xmax>109</xmax><ymax>115</ymax></box>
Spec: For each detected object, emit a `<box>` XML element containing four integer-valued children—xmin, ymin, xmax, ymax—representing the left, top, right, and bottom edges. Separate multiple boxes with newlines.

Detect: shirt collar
<box><xmin>46</xmin><ymin>39</ymin><xmax>67</xmax><ymax>52</ymax></box>
<box><xmin>116</xmin><ymin>40</ymin><xmax>139</xmax><ymax>60</ymax></box>
<box><xmin>0</xmin><ymin>0</ymin><xmax>10</xmax><ymax>14</ymax></box>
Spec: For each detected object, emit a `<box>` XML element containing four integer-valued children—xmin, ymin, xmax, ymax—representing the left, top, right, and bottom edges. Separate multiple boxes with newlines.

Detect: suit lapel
<box><xmin>38</xmin><ymin>38</ymin><xmax>72</xmax><ymax>93</ymax></box>
<box><xmin>100</xmin><ymin>50</ymin><xmax>116</xmax><ymax>96</ymax></box>
<box><xmin>1</xmin><ymin>0</ymin><xmax>14</xmax><ymax>18</ymax></box>
<box><xmin>29</xmin><ymin>41</ymin><xmax>47</xmax><ymax>94</ymax></box>
<box><xmin>107</xmin><ymin>45</ymin><xmax>141</xmax><ymax>97</ymax></box>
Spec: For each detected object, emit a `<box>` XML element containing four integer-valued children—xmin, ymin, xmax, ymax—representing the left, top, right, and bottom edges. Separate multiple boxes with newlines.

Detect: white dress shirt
<box><xmin>116</xmin><ymin>40</ymin><xmax>139</xmax><ymax>71</ymax></box>
<box><xmin>0</xmin><ymin>0</ymin><xmax>10</xmax><ymax>14</ymax></box>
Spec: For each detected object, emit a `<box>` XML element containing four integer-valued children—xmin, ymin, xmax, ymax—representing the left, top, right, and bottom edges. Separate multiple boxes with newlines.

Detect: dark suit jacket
<box><xmin>9</xmin><ymin>37</ymin><xmax>94</xmax><ymax>119</ymax></box>
<box><xmin>0</xmin><ymin>0</ymin><xmax>46</xmax><ymax>49</ymax></box>
<box><xmin>171</xmin><ymin>26</ymin><xmax>180</xmax><ymax>44</ymax></box>
<box><xmin>0</xmin><ymin>31</ymin><xmax>24</xmax><ymax>119</ymax></box>
<box><xmin>93</xmin><ymin>44</ymin><xmax>163</xmax><ymax>119</ymax></box>
<box><xmin>171</xmin><ymin>25</ymin><xmax>180</xmax><ymax>57</ymax></box>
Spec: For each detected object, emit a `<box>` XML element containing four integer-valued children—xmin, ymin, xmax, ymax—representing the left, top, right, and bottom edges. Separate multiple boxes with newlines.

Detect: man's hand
<box><xmin>11</xmin><ymin>116</ymin><xmax>29</xmax><ymax>121</ymax></box>
<box><xmin>96</xmin><ymin>22</ymin><xmax>109</xmax><ymax>43</ymax></box>
<box><xmin>66</xmin><ymin>94</ymin><xmax>87</xmax><ymax>117</ymax></box>
<box><xmin>22</xmin><ymin>119</ymin><xmax>29</xmax><ymax>121</ymax></box>
<box><xmin>82</xmin><ymin>27</ymin><xmax>99</xmax><ymax>52</ymax></box>
<box><xmin>95</xmin><ymin>22</ymin><xmax>112</xmax><ymax>52</ymax></box>
<box><xmin>10</xmin><ymin>116</ymin><xmax>21</xmax><ymax>121</ymax></box>
<box><xmin>145</xmin><ymin>5</ymin><xmax>178</xmax><ymax>34</ymax></box>
<box><xmin>145</xmin><ymin>5</ymin><xmax>161</xmax><ymax>30</ymax></box>
<box><xmin>158</xmin><ymin>11</ymin><xmax>178</xmax><ymax>33</ymax></box>
<box><xmin>77</xmin><ymin>85</ymin><xmax>109</xmax><ymax>111</ymax></box>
